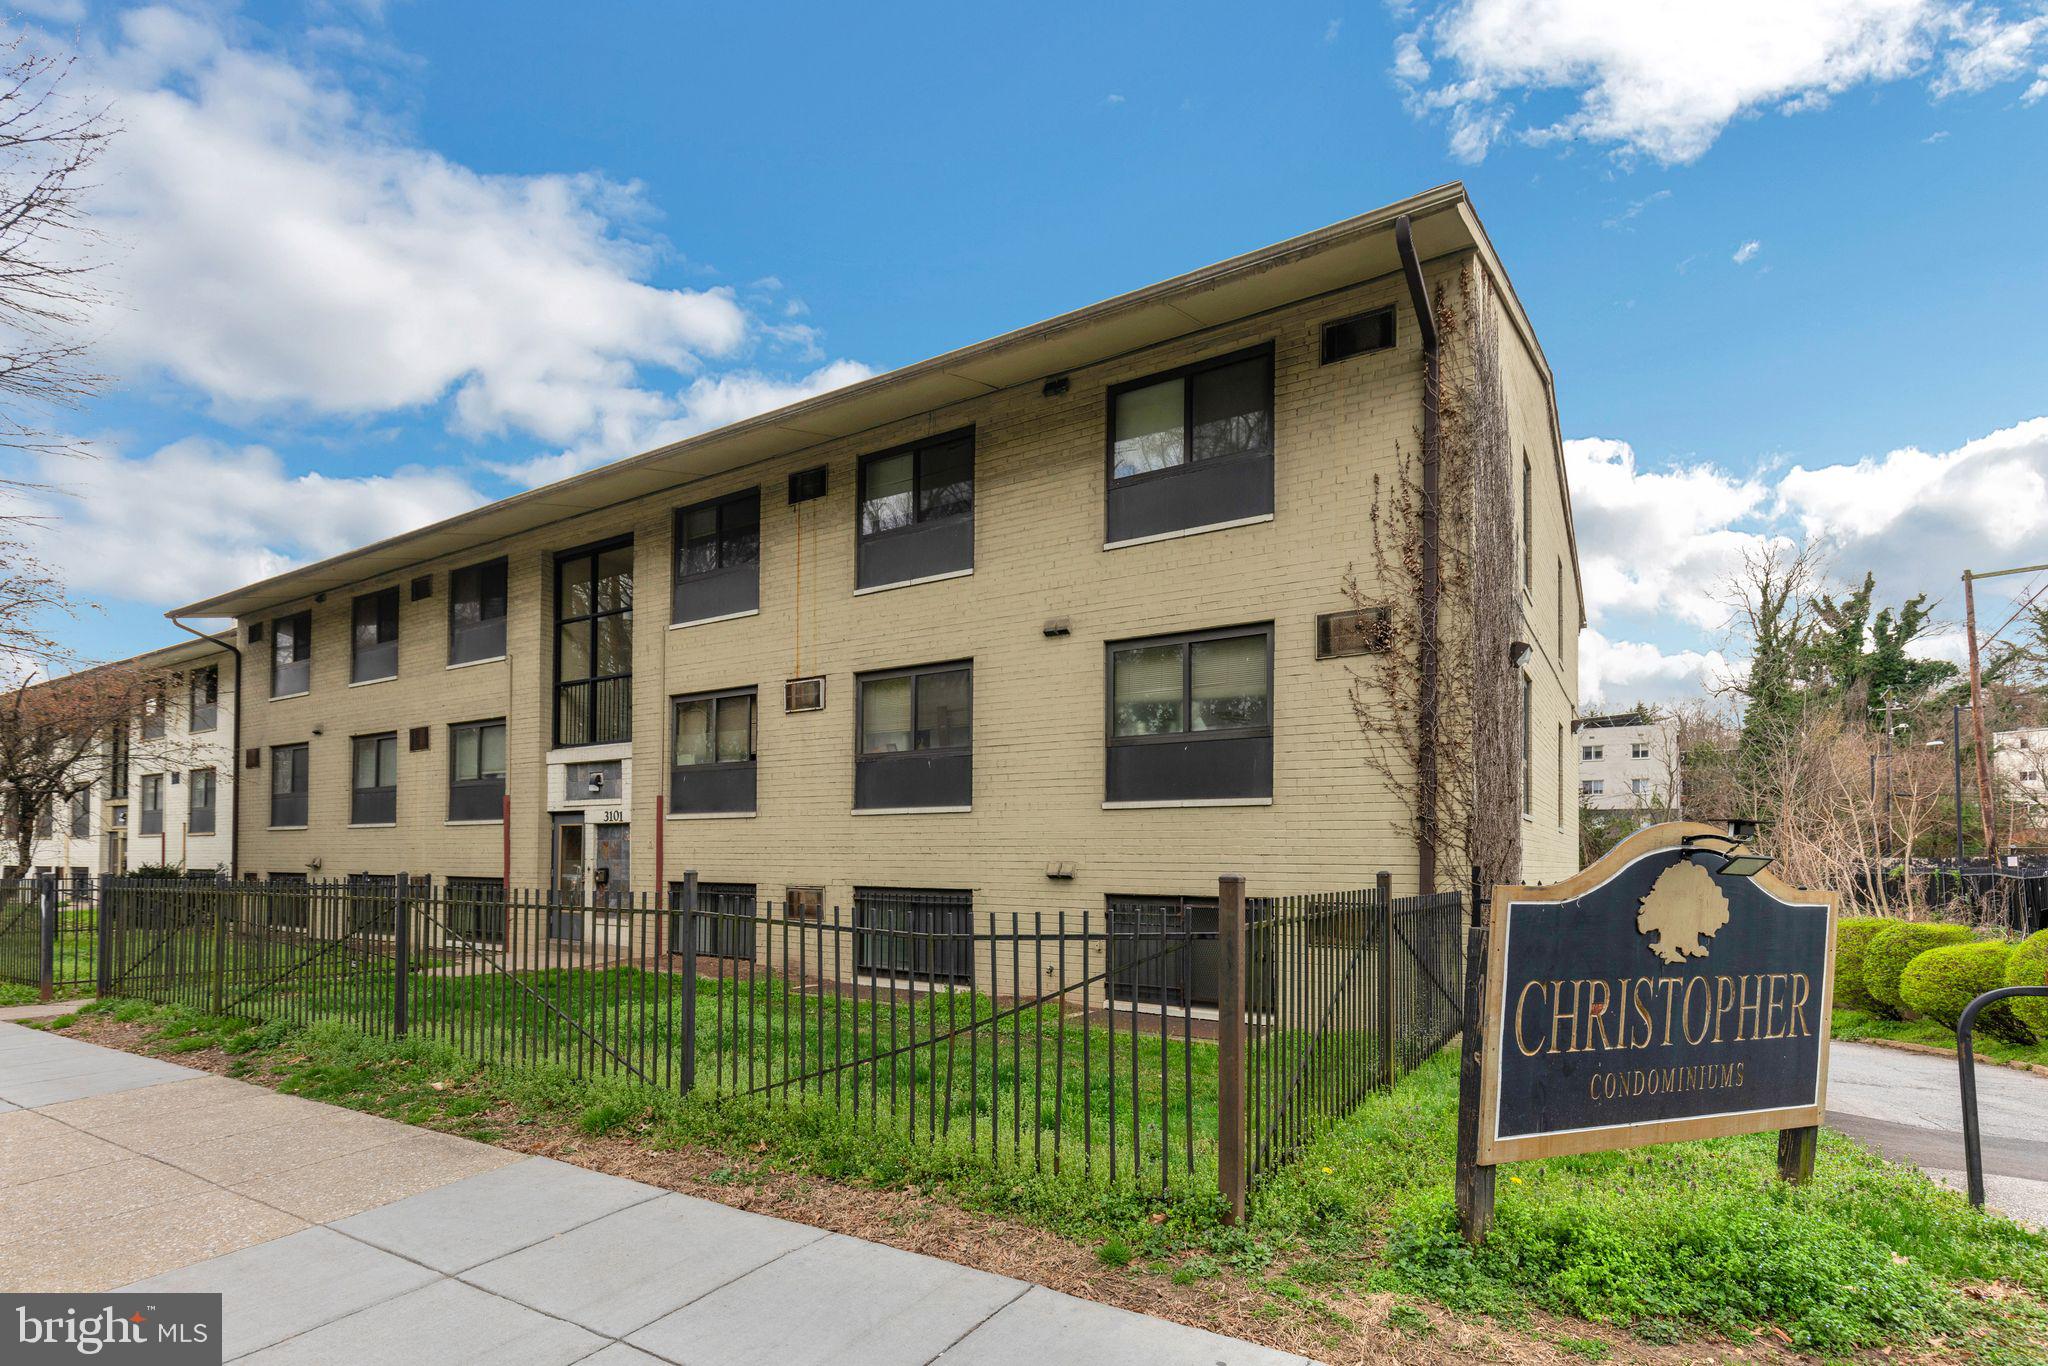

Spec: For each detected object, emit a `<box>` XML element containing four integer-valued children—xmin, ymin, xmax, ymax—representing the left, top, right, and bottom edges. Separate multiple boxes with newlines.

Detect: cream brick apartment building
<box><xmin>6</xmin><ymin>635</ymin><xmax>239</xmax><ymax>881</ymax></box>
<box><xmin>170</xmin><ymin>184</ymin><xmax>1581</xmax><ymax>936</ymax></box>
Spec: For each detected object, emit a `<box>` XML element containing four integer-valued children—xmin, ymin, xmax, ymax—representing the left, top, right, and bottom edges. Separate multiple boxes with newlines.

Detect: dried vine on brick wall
<box><xmin>1345</xmin><ymin>265</ymin><xmax>1520</xmax><ymax>894</ymax></box>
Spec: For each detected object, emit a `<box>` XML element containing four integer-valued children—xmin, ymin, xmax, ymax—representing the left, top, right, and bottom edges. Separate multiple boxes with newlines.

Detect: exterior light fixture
<box><xmin>1680</xmin><ymin>832</ymin><xmax>1774</xmax><ymax>880</ymax></box>
<box><xmin>587</xmin><ymin>771</ymin><xmax>605</xmax><ymax>796</ymax></box>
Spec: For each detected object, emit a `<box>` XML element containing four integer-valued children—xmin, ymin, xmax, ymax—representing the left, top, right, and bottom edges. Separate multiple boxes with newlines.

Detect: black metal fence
<box><xmin>1850</xmin><ymin>863</ymin><xmax>2048</xmax><ymax>934</ymax></box>
<box><xmin>0</xmin><ymin>875</ymin><xmax>103</xmax><ymax>1000</ymax></box>
<box><xmin>16</xmin><ymin>870</ymin><xmax>1468</xmax><ymax>1207</ymax></box>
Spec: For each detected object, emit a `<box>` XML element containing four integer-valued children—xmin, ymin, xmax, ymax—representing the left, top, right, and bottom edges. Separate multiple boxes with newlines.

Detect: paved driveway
<box><xmin>1825</xmin><ymin>1040</ymin><xmax>2048</xmax><ymax>1227</ymax></box>
<box><xmin>0</xmin><ymin>1024</ymin><xmax>1309</xmax><ymax>1365</ymax></box>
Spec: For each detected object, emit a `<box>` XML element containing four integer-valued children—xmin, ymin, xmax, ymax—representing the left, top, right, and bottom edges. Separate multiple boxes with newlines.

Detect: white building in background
<box><xmin>1575</xmin><ymin>711</ymin><xmax>1681</xmax><ymax>814</ymax></box>
<box><xmin>1993</xmin><ymin>727</ymin><xmax>2048</xmax><ymax>818</ymax></box>
<box><xmin>5</xmin><ymin>635</ymin><xmax>240</xmax><ymax>882</ymax></box>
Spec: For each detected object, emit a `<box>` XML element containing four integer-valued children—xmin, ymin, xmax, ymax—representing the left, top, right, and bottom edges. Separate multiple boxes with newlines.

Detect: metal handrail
<box><xmin>1956</xmin><ymin>984</ymin><xmax>2048</xmax><ymax>1207</ymax></box>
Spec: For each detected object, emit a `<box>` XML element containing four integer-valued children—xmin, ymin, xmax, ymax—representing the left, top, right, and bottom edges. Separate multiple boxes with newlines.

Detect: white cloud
<box><xmin>1732</xmin><ymin>239</ymin><xmax>1762</xmax><ymax>264</ymax></box>
<box><xmin>1580</xmin><ymin>629</ymin><xmax>1736</xmax><ymax>708</ymax></box>
<box><xmin>1563</xmin><ymin>437</ymin><xmax>1771</xmax><ymax>630</ymax></box>
<box><xmin>70</xmin><ymin>6</ymin><xmax>853</xmax><ymax>458</ymax></box>
<box><xmin>1566</xmin><ymin>418</ymin><xmax>2048</xmax><ymax>706</ymax></box>
<box><xmin>1396</xmin><ymin>0</ymin><xmax>2048</xmax><ymax>164</ymax></box>
<box><xmin>490</xmin><ymin>358</ymin><xmax>874</xmax><ymax>488</ymax></box>
<box><xmin>1325</xmin><ymin>18</ymin><xmax>1344</xmax><ymax>44</ymax></box>
<box><xmin>6</xmin><ymin>438</ymin><xmax>486</xmax><ymax>606</ymax></box>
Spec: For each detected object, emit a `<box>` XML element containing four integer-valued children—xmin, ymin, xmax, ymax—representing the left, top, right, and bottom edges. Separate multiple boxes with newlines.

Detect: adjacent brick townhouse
<box><xmin>5</xmin><ymin>634</ymin><xmax>240</xmax><ymax>881</ymax></box>
<box><xmin>168</xmin><ymin>182</ymin><xmax>1582</xmax><ymax>943</ymax></box>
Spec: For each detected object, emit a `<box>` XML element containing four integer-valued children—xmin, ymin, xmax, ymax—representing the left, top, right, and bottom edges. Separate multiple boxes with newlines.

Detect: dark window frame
<box><xmin>448</xmin><ymin>718</ymin><xmax>507</xmax><ymax>822</ymax></box>
<box><xmin>668</xmin><ymin>881</ymin><xmax>758</xmax><ymax>960</ymax></box>
<box><xmin>138</xmin><ymin>774</ymin><xmax>164</xmax><ymax>835</ymax></box>
<box><xmin>668</xmin><ymin>687</ymin><xmax>758</xmax><ymax>816</ymax></box>
<box><xmin>271</xmin><ymin>610</ymin><xmax>313</xmax><ymax>698</ymax></box>
<box><xmin>351</xmin><ymin>732</ymin><xmax>399</xmax><ymax>826</ymax></box>
<box><xmin>852</xmin><ymin>886</ymin><xmax>974</xmax><ymax>985</ymax></box>
<box><xmin>443</xmin><ymin>877</ymin><xmax>507</xmax><ymax>944</ymax></box>
<box><xmin>448</xmin><ymin>557</ymin><xmax>510</xmax><ymax>666</ymax></box>
<box><xmin>1103</xmin><ymin>343</ymin><xmax>1275</xmax><ymax>493</ymax></box>
<box><xmin>1105</xmin><ymin>894</ymin><xmax>1220</xmax><ymax>1008</ymax></box>
<box><xmin>140</xmin><ymin>682</ymin><xmax>167</xmax><ymax>740</ymax></box>
<box><xmin>187</xmin><ymin>768</ymin><xmax>217</xmax><ymax>835</ymax></box>
<box><xmin>856</xmin><ymin>427</ymin><xmax>976</xmax><ymax>544</ymax></box>
<box><xmin>1105</xmin><ymin>624</ymin><xmax>1274</xmax><ymax>748</ymax></box>
<box><xmin>189</xmin><ymin>665</ymin><xmax>219</xmax><ymax>733</ymax></box>
<box><xmin>855</xmin><ymin>660</ymin><xmax>974</xmax><ymax>759</ymax></box>
<box><xmin>672</xmin><ymin>488</ymin><xmax>761</xmax><ymax>625</ymax></box>
<box><xmin>270</xmin><ymin>743</ymin><xmax>309</xmax><ymax>827</ymax></box>
<box><xmin>351</xmin><ymin>586</ymin><xmax>401</xmax><ymax>684</ymax></box>
<box><xmin>552</xmin><ymin>537</ymin><xmax>634</xmax><ymax>748</ymax></box>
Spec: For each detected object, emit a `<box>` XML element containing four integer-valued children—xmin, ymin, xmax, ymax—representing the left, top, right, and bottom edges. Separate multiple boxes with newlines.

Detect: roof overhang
<box><xmin>171</xmin><ymin>181</ymin><xmax>1549</xmax><ymax>622</ymax></box>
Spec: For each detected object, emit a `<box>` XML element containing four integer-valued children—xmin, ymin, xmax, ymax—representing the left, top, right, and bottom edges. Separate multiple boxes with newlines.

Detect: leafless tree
<box><xmin>1345</xmin><ymin>265</ymin><xmax>1519</xmax><ymax>892</ymax></box>
<box><xmin>0</xmin><ymin>32</ymin><xmax>113</xmax><ymax>485</ymax></box>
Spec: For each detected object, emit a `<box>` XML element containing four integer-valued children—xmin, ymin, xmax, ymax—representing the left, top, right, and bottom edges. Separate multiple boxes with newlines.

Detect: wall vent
<box><xmin>410</xmin><ymin>575</ymin><xmax>433</xmax><ymax>602</ymax></box>
<box><xmin>784</xmin><ymin>676</ymin><xmax>826</xmax><ymax>713</ymax></box>
<box><xmin>409</xmin><ymin>726</ymin><xmax>431</xmax><ymax>752</ymax></box>
<box><xmin>787</xmin><ymin>466</ymin><xmax>828</xmax><ymax>504</ymax></box>
<box><xmin>246</xmin><ymin>622</ymin><xmax>264</xmax><ymax>644</ymax></box>
<box><xmin>1316</xmin><ymin>607</ymin><xmax>1392</xmax><ymax>659</ymax></box>
<box><xmin>1320</xmin><ymin>308</ymin><xmax>1396</xmax><ymax>365</ymax></box>
<box><xmin>244</xmin><ymin>748</ymin><xmax>262</xmax><ymax>769</ymax></box>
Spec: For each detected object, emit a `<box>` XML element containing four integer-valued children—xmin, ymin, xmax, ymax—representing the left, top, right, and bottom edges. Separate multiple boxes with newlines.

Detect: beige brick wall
<box><xmin>233</xmin><ymin>247</ymin><xmax>1580</xmax><ymax>916</ymax></box>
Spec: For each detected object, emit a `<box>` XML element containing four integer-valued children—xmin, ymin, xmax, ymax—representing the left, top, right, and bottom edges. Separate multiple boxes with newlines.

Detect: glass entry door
<box><xmin>550</xmin><ymin>818</ymin><xmax>586</xmax><ymax>940</ymax></box>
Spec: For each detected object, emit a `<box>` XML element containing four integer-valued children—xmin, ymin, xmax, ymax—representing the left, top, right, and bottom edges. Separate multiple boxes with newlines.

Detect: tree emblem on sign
<box><xmin>1635</xmin><ymin>859</ymin><xmax>1731</xmax><ymax>964</ymax></box>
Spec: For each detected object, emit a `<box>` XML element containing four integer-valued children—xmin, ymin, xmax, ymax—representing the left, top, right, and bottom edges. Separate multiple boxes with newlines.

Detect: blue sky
<box><xmin>9</xmin><ymin>0</ymin><xmax>2048</xmax><ymax>703</ymax></box>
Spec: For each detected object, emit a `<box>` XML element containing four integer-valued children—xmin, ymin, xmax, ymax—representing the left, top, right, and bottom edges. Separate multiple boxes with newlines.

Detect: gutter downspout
<box><xmin>169</xmin><ymin>617</ymin><xmax>240</xmax><ymax>881</ymax></box>
<box><xmin>1395</xmin><ymin>214</ymin><xmax>1442</xmax><ymax>894</ymax></box>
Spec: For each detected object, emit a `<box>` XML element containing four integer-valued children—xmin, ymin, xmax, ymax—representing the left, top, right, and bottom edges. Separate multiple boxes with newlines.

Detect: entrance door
<box><xmin>592</xmin><ymin>824</ymin><xmax>630</xmax><ymax>909</ymax></box>
<box><xmin>550</xmin><ymin>818</ymin><xmax>586</xmax><ymax>940</ymax></box>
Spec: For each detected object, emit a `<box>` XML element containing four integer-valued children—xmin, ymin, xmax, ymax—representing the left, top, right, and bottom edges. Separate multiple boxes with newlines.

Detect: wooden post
<box><xmin>1216</xmin><ymin>873</ymin><xmax>1247</xmax><ymax>1225</ymax></box>
<box><xmin>1377</xmin><ymin>870</ymin><xmax>1396</xmax><ymax>1090</ymax></box>
<box><xmin>1455</xmin><ymin>876</ymin><xmax>1495</xmax><ymax>1244</ymax></box>
<box><xmin>1777</xmin><ymin>1125</ymin><xmax>1817</xmax><ymax>1184</ymax></box>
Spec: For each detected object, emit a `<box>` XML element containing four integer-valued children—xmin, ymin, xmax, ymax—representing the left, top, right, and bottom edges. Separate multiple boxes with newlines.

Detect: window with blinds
<box><xmin>1106</xmin><ymin>626</ymin><xmax>1273</xmax><ymax>804</ymax></box>
<box><xmin>854</xmin><ymin>663</ymin><xmax>972</xmax><ymax>810</ymax></box>
<box><xmin>669</xmin><ymin>688</ymin><xmax>757</xmax><ymax>815</ymax></box>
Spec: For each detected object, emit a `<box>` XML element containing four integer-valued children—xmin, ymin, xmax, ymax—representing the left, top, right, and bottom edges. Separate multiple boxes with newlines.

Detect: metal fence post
<box><xmin>208</xmin><ymin>882</ymin><xmax>227</xmax><ymax>1017</ymax></box>
<box><xmin>1216</xmin><ymin>873</ymin><xmax>1247</xmax><ymax>1224</ymax></box>
<box><xmin>678</xmin><ymin>869</ymin><xmax>697</xmax><ymax>1093</ymax></box>
<box><xmin>94</xmin><ymin>875</ymin><xmax>113</xmax><ymax>998</ymax></box>
<box><xmin>37</xmin><ymin>874</ymin><xmax>57</xmax><ymax>1002</ymax></box>
<box><xmin>1377</xmin><ymin>870</ymin><xmax>1396</xmax><ymax>1090</ymax></box>
<box><xmin>393</xmin><ymin>870</ymin><xmax>411</xmax><ymax>1038</ymax></box>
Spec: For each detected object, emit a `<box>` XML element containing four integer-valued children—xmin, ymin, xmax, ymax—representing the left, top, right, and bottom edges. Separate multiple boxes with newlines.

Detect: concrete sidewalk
<box><xmin>0</xmin><ymin>1024</ymin><xmax>1311</xmax><ymax>1365</ymax></box>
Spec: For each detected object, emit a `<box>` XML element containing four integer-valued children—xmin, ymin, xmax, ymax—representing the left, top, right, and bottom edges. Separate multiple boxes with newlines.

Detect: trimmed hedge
<box><xmin>1901</xmin><ymin>941</ymin><xmax>2032</xmax><ymax>1042</ymax></box>
<box><xmin>1832</xmin><ymin>917</ymin><xmax>1895</xmax><ymax>1013</ymax></box>
<box><xmin>1862</xmin><ymin>922</ymin><xmax>1974</xmax><ymax>1013</ymax></box>
<box><xmin>2007</xmin><ymin>930</ymin><xmax>2048</xmax><ymax>1039</ymax></box>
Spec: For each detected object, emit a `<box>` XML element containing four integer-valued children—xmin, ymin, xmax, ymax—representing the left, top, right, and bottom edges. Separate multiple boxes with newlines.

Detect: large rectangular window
<box><xmin>667</xmin><ymin>881</ymin><xmax>757</xmax><ymax>960</ymax></box>
<box><xmin>1106</xmin><ymin>895</ymin><xmax>1220</xmax><ymax>1008</ymax></box>
<box><xmin>269</xmin><ymin>746</ymin><xmax>307</xmax><ymax>826</ymax></box>
<box><xmin>856</xmin><ymin>429</ymin><xmax>973</xmax><ymax>590</ymax></box>
<box><xmin>555</xmin><ymin>541</ymin><xmax>633</xmax><ymax>747</ymax></box>
<box><xmin>670</xmin><ymin>689</ymin><xmax>756</xmax><ymax>815</ymax></box>
<box><xmin>443</xmin><ymin>877</ymin><xmax>506</xmax><ymax>944</ymax></box>
<box><xmin>138</xmin><ymin>775</ymin><xmax>164</xmax><ymax>835</ymax></box>
<box><xmin>1106</xmin><ymin>347</ymin><xmax>1273</xmax><ymax>544</ymax></box>
<box><xmin>188</xmin><ymin>768</ymin><xmax>216</xmax><ymax>835</ymax></box>
<box><xmin>351</xmin><ymin>733</ymin><xmax>398</xmax><ymax>825</ymax></box>
<box><xmin>855</xmin><ymin>662</ymin><xmax>971</xmax><ymax>810</ymax></box>
<box><xmin>449</xmin><ymin>719</ymin><xmax>507</xmax><ymax>821</ymax></box>
<box><xmin>69</xmin><ymin>791</ymin><xmax>88</xmax><ymax>839</ymax></box>
<box><xmin>189</xmin><ymin>665</ymin><xmax>219</xmax><ymax>733</ymax></box>
<box><xmin>271</xmin><ymin>610</ymin><xmax>312</xmax><ymax>698</ymax></box>
<box><xmin>672</xmin><ymin>489</ymin><xmax>760</xmax><ymax>625</ymax></box>
<box><xmin>140</xmin><ymin>684</ymin><xmax>166</xmax><ymax>739</ymax></box>
<box><xmin>351</xmin><ymin>587</ymin><xmax>400</xmax><ymax>683</ymax></box>
<box><xmin>854</xmin><ymin>887</ymin><xmax>973</xmax><ymax>984</ymax></box>
<box><xmin>1107</xmin><ymin>625</ymin><xmax>1272</xmax><ymax>804</ymax></box>
<box><xmin>449</xmin><ymin>558</ymin><xmax>509</xmax><ymax>666</ymax></box>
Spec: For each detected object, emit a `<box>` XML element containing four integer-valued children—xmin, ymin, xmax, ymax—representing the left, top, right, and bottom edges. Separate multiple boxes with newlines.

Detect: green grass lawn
<box><xmin>61</xmin><ymin>997</ymin><xmax>2048</xmax><ymax>1361</ymax></box>
<box><xmin>1833</xmin><ymin>1007</ymin><xmax>2048</xmax><ymax>1067</ymax></box>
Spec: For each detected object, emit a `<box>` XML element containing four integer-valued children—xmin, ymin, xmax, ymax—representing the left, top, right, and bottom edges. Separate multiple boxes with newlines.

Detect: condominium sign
<box><xmin>1475</xmin><ymin>822</ymin><xmax>1837</xmax><ymax>1164</ymax></box>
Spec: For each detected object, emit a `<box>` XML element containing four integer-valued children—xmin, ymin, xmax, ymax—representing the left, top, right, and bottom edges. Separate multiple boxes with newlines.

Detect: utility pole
<box><xmin>1952</xmin><ymin>704</ymin><xmax>1966</xmax><ymax>866</ymax></box>
<box><xmin>1962</xmin><ymin>561</ymin><xmax>2048</xmax><ymax>864</ymax></box>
